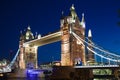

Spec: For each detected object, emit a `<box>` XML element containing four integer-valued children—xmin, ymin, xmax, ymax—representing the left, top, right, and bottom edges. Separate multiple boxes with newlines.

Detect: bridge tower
<box><xmin>19</xmin><ymin>31</ymin><xmax>25</xmax><ymax>69</ymax></box>
<box><xmin>19</xmin><ymin>26</ymin><xmax>38</xmax><ymax>69</ymax></box>
<box><xmin>61</xmin><ymin>5</ymin><xmax>86</xmax><ymax>66</ymax></box>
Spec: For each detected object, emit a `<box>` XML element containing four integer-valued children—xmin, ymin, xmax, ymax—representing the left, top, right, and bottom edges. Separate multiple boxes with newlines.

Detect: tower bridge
<box><xmin>0</xmin><ymin>4</ymin><xmax>120</xmax><ymax>70</ymax></box>
<box><xmin>17</xmin><ymin>4</ymin><xmax>87</xmax><ymax>69</ymax></box>
<box><xmin>0</xmin><ymin>4</ymin><xmax>120</xmax><ymax>79</ymax></box>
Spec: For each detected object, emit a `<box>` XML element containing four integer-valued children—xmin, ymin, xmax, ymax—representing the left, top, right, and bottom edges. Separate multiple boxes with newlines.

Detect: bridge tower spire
<box><xmin>61</xmin><ymin>4</ymin><xmax>86</xmax><ymax>66</ymax></box>
<box><xmin>87</xmin><ymin>29</ymin><xmax>95</xmax><ymax>65</ymax></box>
<box><xmin>80</xmin><ymin>13</ymin><xmax>86</xmax><ymax>28</ymax></box>
<box><xmin>69</xmin><ymin>4</ymin><xmax>78</xmax><ymax>20</ymax></box>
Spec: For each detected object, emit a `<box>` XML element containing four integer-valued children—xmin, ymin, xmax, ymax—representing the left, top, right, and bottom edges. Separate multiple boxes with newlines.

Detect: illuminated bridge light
<box><xmin>0</xmin><ymin>73</ymin><xmax>3</xmax><ymax>77</ymax></box>
<box><xmin>74</xmin><ymin>65</ymin><xmax>119</xmax><ymax>69</ymax></box>
<box><xmin>27</xmin><ymin>69</ymin><xmax>44</xmax><ymax>75</ymax></box>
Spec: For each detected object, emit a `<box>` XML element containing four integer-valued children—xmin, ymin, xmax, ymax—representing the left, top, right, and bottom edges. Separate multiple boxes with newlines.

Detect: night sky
<box><xmin>0</xmin><ymin>0</ymin><xmax>120</xmax><ymax>65</ymax></box>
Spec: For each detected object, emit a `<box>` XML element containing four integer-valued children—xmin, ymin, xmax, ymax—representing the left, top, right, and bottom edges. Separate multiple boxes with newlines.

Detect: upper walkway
<box><xmin>24</xmin><ymin>31</ymin><xmax>61</xmax><ymax>47</ymax></box>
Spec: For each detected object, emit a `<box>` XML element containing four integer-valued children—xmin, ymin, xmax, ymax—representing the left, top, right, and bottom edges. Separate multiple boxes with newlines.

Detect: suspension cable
<box><xmin>87</xmin><ymin>47</ymin><xmax>120</xmax><ymax>62</ymax></box>
<box><xmin>86</xmin><ymin>37</ymin><xmax>120</xmax><ymax>58</ymax></box>
<box><xmin>72</xmin><ymin>31</ymin><xmax>120</xmax><ymax>59</ymax></box>
<box><xmin>8</xmin><ymin>49</ymin><xmax>20</xmax><ymax>67</ymax></box>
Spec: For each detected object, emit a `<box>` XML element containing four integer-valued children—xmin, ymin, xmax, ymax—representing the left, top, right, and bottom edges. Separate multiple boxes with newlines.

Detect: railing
<box><xmin>74</xmin><ymin>65</ymin><xmax>119</xmax><ymax>68</ymax></box>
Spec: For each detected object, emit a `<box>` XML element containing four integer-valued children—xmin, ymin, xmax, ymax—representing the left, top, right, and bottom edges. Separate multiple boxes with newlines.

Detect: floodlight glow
<box><xmin>27</xmin><ymin>69</ymin><xmax>43</xmax><ymax>75</ymax></box>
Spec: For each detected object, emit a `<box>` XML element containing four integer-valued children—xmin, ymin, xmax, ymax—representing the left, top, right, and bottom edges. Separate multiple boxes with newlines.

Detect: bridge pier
<box><xmin>7</xmin><ymin>69</ymin><xmax>26</xmax><ymax>78</ymax></box>
<box><xmin>50</xmin><ymin>66</ymin><xmax>120</xmax><ymax>80</ymax></box>
<box><xmin>74</xmin><ymin>68</ymin><xmax>93</xmax><ymax>80</ymax></box>
<box><xmin>113</xmin><ymin>68</ymin><xmax>119</xmax><ymax>79</ymax></box>
<box><xmin>50</xmin><ymin>66</ymin><xmax>93</xmax><ymax>80</ymax></box>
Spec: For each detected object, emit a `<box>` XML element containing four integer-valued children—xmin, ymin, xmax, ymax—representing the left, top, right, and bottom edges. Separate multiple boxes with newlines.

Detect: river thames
<box><xmin>2</xmin><ymin>77</ymin><xmax>46</xmax><ymax>80</ymax></box>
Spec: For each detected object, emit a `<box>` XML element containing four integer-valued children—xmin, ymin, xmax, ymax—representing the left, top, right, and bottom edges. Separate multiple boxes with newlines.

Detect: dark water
<box><xmin>7</xmin><ymin>78</ymin><xmax>45</xmax><ymax>80</ymax></box>
<box><xmin>1</xmin><ymin>77</ymin><xmax>46</xmax><ymax>80</ymax></box>
<box><xmin>0</xmin><ymin>74</ymin><xmax>46</xmax><ymax>80</ymax></box>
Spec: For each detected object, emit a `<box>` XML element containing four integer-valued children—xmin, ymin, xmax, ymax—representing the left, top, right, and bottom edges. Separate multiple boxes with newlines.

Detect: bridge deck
<box><xmin>74</xmin><ymin>65</ymin><xmax>120</xmax><ymax>69</ymax></box>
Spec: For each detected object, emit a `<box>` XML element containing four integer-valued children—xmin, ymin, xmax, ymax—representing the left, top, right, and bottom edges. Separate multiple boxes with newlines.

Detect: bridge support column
<box><xmin>61</xmin><ymin>17</ymin><xmax>72</xmax><ymax>66</ymax></box>
<box><xmin>19</xmin><ymin>40</ymin><xmax>25</xmax><ymax>69</ymax></box>
<box><xmin>113</xmin><ymin>68</ymin><xmax>119</xmax><ymax>79</ymax></box>
<box><xmin>19</xmin><ymin>41</ymin><xmax>38</xmax><ymax>69</ymax></box>
<box><xmin>24</xmin><ymin>45</ymin><xmax>38</xmax><ymax>68</ymax></box>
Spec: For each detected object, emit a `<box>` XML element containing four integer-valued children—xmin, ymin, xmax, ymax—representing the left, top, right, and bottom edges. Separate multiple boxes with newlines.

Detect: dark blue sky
<box><xmin>0</xmin><ymin>0</ymin><xmax>120</xmax><ymax>64</ymax></box>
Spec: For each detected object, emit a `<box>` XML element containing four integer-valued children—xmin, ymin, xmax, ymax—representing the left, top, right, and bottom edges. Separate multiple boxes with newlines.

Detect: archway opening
<box><xmin>37</xmin><ymin>41</ymin><xmax>61</xmax><ymax>66</ymax></box>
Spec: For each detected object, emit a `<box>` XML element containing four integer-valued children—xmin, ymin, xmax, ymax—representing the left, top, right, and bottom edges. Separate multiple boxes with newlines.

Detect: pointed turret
<box><xmin>70</xmin><ymin>4</ymin><xmax>75</xmax><ymax>10</ymax></box>
<box><xmin>80</xmin><ymin>13</ymin><xmax>85</xmax><ymax>28</ymax></box>
<box><xmin>38</xmin><ymin>34</ymin><xmax>41</xmax><ymax>39</ymax></box>
<box><xmin>88</xmin><ymin>29</ymin><xmax>92</xmax><ymax>37</ymax></box>
<box><xmin>60</xmin><ymin>11</ymin><xmax>65</xmax><ymax>27</ymax></box>
<box><xmin>81</xmin><ymin>13</ymin><xmax>85</xmax><ymax>22</ymax></box>
<box><xmin>61</xmin><ymin>11</ymin><xmax>64</xmax><ymax>19</ymax></box>
<box><xmin>69</xmin><ymin>4</ymin><xmax>77</xmax><ymax>19</ymax></box>
<box><xmin>20</xmin><ymin>30</ymin><xmax>24</xmax><ymax>41</ymax></box>
<box><xmin>27</xmin><ymin>26</ymin><xmax>31</xmax><ymax>30</ymax></box>
<box><xmin>35</xmin><ymin>32</ymin><xmax>38</xmax><ymax>39</ymax></box>
<box><xmin>25</xmin><ymin>26</ymin><xmax>34</xmax><ymax>41</ymax></box>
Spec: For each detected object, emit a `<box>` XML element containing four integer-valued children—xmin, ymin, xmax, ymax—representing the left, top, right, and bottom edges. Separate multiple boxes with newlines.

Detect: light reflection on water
<box><xmin>7</xmin><ymin>74</ymin><xmax>46</xmax><ymax>80</ymax></box>
<box><xmin>7</xmin><ymin>77</ymin><xmax>46</xmax><ymax>80</ymax></box>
